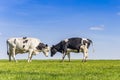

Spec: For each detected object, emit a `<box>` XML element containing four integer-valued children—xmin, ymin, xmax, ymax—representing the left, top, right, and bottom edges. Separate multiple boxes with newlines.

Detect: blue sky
<box><xmin>0</xmin><ymin>0</ymin><xmax>120</xmax><ymax>60</ymax></box>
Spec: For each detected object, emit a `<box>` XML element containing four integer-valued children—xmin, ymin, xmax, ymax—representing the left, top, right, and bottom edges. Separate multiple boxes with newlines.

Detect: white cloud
<box><xmin>0</xmin><ymin>32</ymin><xmax>2</xmax><ymax>36</ymax></box>
<box><xmin>89</xmin><ymin>25</ymin><xmax>104</xmax><ymax>31</ymax></box>
<box><xmin>117</xmin><ymin>12</ymin><xmax>120</xmax><ymax>15</ymax></box>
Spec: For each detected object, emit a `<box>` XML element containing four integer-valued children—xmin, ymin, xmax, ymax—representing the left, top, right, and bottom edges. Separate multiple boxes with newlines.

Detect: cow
<box><xmin>51</xmin><ymin>37</ymin><xmax>94</xmax><ymax>62</ymax></box>
<box><xmin>7</xmin><ymin>37</ymin><xmax>50</xmax><ymax>62</ymax></box>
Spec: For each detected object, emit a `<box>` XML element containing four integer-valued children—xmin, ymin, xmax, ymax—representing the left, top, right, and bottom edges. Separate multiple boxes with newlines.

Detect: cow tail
<box><xmin>6</xmin><ymin>40</ymin><xmax>9</xmax><ymax>55</ymax></box>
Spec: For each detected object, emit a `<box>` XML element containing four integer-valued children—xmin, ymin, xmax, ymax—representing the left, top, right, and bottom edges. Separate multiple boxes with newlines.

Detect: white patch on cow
<box><xmin>80</xmin><ymin>45</ymin><xmax>84</xmax><ymax>49</ymax></box>
<box><xmin>81</xmin><ymin>38</ymin><xmax>88</xmax><ymax>45</ymax></box>
<box><xmin>82</xmin><ymin>38</ymin><xmax>87</xmax><ymax>41</ymax></box>
<box><xmin>67</xmin><ymin>48</ymin><xmax>78</xmax><ymax>53</ymax></box>
<box><xmin>64</xmin><ymin>39</ymin><xmax>68</xmax><ymax>42</ymax></box>
<box><xmin>42</xmin><ymin>46</ymin><xmax>50</xmax><ymax>57</ymax></box>
<box><xmin>67</xmin><ymin>44</ymin><xmax>88</xmax><ymax>53</ymax></box>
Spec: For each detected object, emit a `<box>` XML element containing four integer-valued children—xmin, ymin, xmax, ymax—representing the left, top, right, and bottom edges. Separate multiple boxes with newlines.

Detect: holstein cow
<box><xmin>7</xmin><ymin>37</ymin><xmax>50</xmax><ymax>62</ymax></box>
<box><xmin>51</xmin><ymin>37</ymin><xmax>94</xmax><ymax>62</ymax></box>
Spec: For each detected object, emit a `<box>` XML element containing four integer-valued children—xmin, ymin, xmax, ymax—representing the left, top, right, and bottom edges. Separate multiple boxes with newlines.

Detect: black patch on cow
<box><xmin>87</xmin><ymin>39</ymin><xmax>92</xmax><ymax>48</ymax></box>
<box><xmin>83</xmin><ymin>40</ymin><xmax>88</xmax><ymax>45</ymax></box>
<box><xmin>14</xmin><ymin>39</ymin><xmax>16</xmax><ymax>44</ymax></box>
<box><xmin>67</xmin><ymin>38</ymin><xmax>83</xmax><ymax>52</ymax></box>
<box><xmin>23</xmin><ymin>45</ymin><xmax>25</xmax><ymax>48</ymax></box>
<box><xmin>51</xmin><ymin>45</ymin><xmax>57</xmax><ymax>57</ymax></box>
<box><xmin>23</xmin><ymin>37</ymin><xmax>27</xmax><ymax>39</ymax></box>
<box><xmin>23</xmin><ymin>40</ymin><xmax>28</xmax><ymax>43</ymax></box>
<box><xmin>36</xmin><ymin>43</ymin><xmax>48</xmax><ymax>50</ymax></box>
<box><xmin>51</xmin><ymin>41</ymin><xmax>67</xmax><ymax>57</ymax></box>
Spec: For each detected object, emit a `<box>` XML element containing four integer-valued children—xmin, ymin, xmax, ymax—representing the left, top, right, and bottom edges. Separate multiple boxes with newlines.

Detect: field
<box><xmin>0</xmin><ymin>60</ymin><xmax>120</xmax><ymax>80</ymax></box>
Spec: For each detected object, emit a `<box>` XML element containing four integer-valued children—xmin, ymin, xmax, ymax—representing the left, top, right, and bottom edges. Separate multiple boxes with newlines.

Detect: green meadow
<box><xmin>0</xmin><ymin>60</ymin><xmax>120</xmax><ymax>80</ymax></box>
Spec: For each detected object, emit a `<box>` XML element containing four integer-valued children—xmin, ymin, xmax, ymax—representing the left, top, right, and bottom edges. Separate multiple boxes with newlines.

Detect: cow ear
<box><xmin>46</xmin><ymin>44</ymin><xmax>48</xmax><ymax>47</ymax></box>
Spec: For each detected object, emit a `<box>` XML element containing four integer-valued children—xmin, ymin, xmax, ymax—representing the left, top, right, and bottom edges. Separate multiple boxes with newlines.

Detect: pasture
<box><xmin>0</xmin><ymin>60</ymin><xmax>120</xmax><ymax>80</ymax></box>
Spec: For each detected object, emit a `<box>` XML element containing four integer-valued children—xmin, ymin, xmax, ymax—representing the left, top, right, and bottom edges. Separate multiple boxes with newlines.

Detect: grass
<box><xmin>0</xmin><ymin>60</ymin><xmax>120</xmax><ymax>80</ymax></box>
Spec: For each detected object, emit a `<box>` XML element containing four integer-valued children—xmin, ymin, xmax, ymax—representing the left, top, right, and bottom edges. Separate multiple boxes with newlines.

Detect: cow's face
<box><xmin>42</xmin><ymin>44</ymin><xmax>50</xmax><ymax>57</ymax></box>
<box><xmin>37</xmin><ymin>43</ymin><xmax>50</xmax><ymax>57</ymax></box>
<box><xmin>51</xmin><ymin>45</ymin><xmax>57</xmax><ymax>57</ymax></box>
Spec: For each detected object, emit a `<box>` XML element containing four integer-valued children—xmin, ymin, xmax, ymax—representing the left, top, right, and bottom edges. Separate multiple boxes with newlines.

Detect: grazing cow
<box><xmin>51</xmin><ymin>37</ymin><xmax>94</xmax><ymax>62</ymax></box>
<box><xmin>7</xmin><ymin>37</ymin><xmax>50</xmax><ymax>62</ymax></box>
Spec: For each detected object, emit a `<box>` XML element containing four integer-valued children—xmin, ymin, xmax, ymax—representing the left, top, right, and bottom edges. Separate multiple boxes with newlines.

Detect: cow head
<box><xmin>51</xmin><ymin>45</ymin><xmax>57</xmax><ymax>57</ymax></box>
<box><xmin>83</xmin><ymin>39</ymin><xmax>93</xmax><ymax>48</ymax></box>
<box><xmin>37</xmin><ymin>43</ymin><xmax>50</xmax><ymax>57</ymax></box>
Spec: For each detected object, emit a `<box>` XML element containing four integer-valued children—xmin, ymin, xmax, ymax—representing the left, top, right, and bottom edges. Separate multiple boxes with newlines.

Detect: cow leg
<box><xmin>62</xmin><ymin>53</ymin><xmax>66</xmax><ymax>62</ymax></box>
<box><xmin>28</xmin><ymin>49</ymin><xmax>33</xmax><ymax>62</ymax></box>
<box><xmin>9</xmin><ymin>53</ymin><xmax>12</xmax><ymax>62</ymax></box>
<box><xmin>85</xmin><ymin>52</ymin><xmax>88</xmax><ymax>62</ymax></box>
<box><xmin>82</xmin><ymin>53</ymin><xmax>88</xmax><ymax>62</ymax></box>
<box><xmin>84</xmin><ymin>48</ymin><xmax>88</xmax><ymax>62</ymax></box>
<box><xmin>82</xmin><ymin>53</ymin><xmax>85</xmax><ymax>62</ymax></box>
<box><xmin>8</xmin><ymin>50</ymin><xmax>12</xmax><ymax>62</ymax></box>
<box><xmin>67</xmin><ymin>53</ymin><xmax>71</xmax><ymax>62</ymax></box>
<box><xmin>29</xmin><ymin>54</ymin><xmax>33</xmax><ymax>62</ymax></box>
<box><xmin>11</xmin><ymin>48</ymin><xmax>17</xmax><ymax>62</ymax></box>
<box><xmin>82</xmin><ymin>52</ymin><xmax>87</xmax><ymax>62</ymax></box>
<box><xmin>82</xmin><ymin>47</ymin><xmax>88</xmax><ymax>62</ymax></box>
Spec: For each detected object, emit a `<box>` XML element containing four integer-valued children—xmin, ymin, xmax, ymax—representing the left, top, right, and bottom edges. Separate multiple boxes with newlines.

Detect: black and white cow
<box><xmin>7</xmin><ymin>37</ymin><xmax>50</xmax><ymax>62</ymax></box>
<box><xmin>51</xmin><ymin>37</ymin><xmax>94</xmax><ymax>62</ymax></box>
